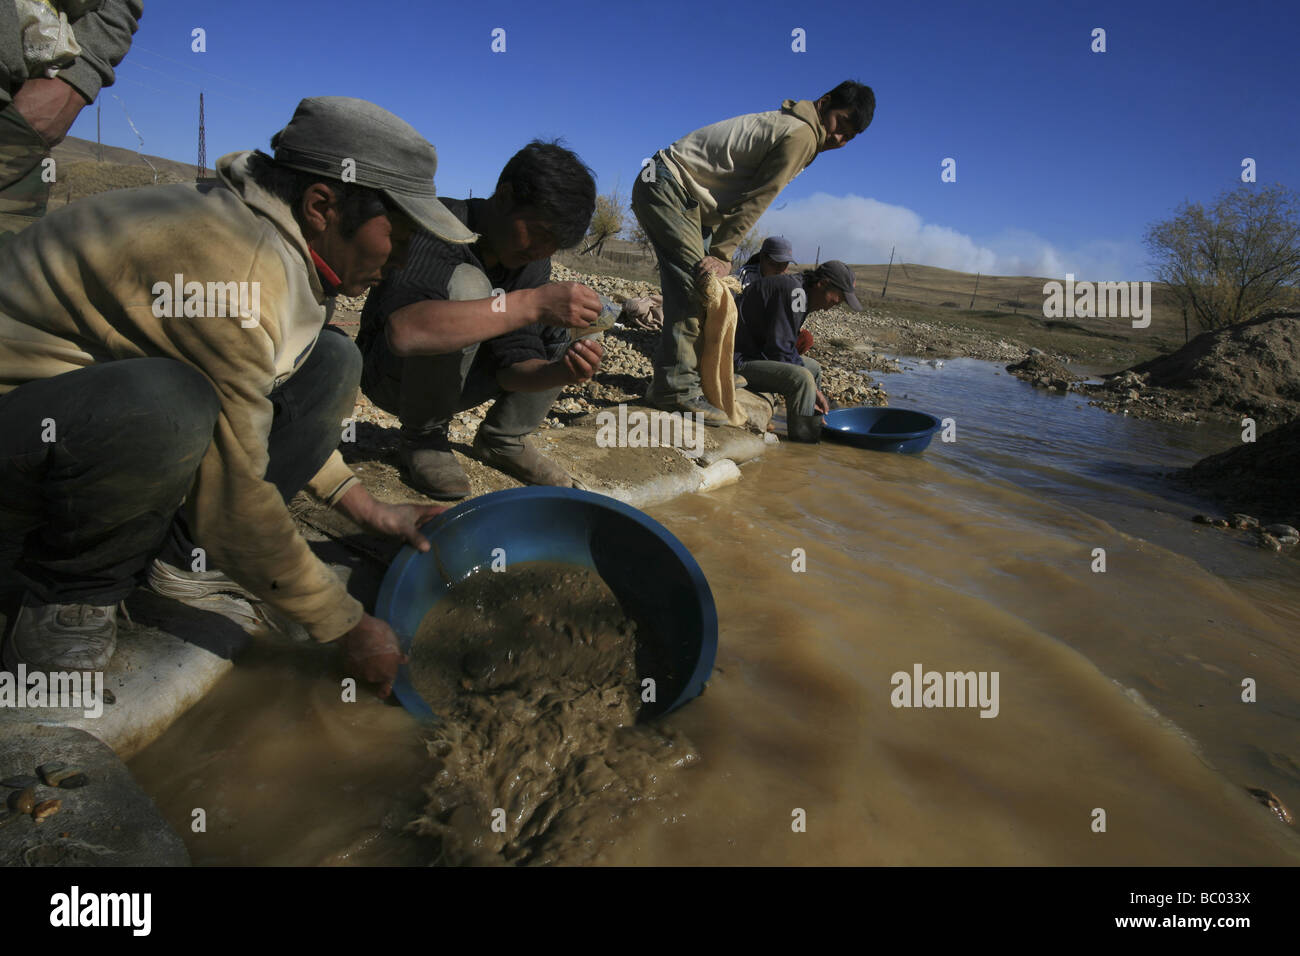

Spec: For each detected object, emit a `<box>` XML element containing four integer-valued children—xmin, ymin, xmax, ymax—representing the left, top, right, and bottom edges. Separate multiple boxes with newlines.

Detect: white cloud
<box><xmin>756</xmin><ymin>193</ymin><xmax>1148</xmax><ymax>281</ymax></box>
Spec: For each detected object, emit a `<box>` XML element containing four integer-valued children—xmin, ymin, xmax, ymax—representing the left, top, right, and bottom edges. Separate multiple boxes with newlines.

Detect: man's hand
<box><xmin>341</xmin><ymin>614</ymin><xmax>406</xmax><ymax>698</ymax></box>
<box><xmin>814</xmin><ymin>389</ymin><xmax>830</xmax><ymax>416</ymax></box>
<box><xmin>336</xmin><ymin>484</ymin><xmax>446</xmax><ymax>552</ymax></box>
<box><xmin>696</xmin><ymin>256</ymin><xmax>732</xmax><ymax>280</ymax></box>
<box><xmin>12</xmin><ymin>78</ymin><xmax>89</xmax><ymax>147</ymax></box>
<box><xmin>557</xmin><ymin>338</ymin><xmax>603</xmax><ymax>384</ymax></box>
<box><xmin>532</xmin><ymin>282</ymin><xmax>601</xmax><ymax>330</ymax></box>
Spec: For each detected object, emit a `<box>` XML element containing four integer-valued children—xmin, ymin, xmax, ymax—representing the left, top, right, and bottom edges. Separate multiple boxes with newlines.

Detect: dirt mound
<box><xmin>1120</xmin><ymin>312</ymin><xmax>1300</xmax><ymax>425</ymax></box>
<box><xmin>1182</xmin><ymin>417</ymin><xmax>1300</xmax><ymax>527</ymax></box>
<box><xmin>1005</xmin><ymin>350</ymin><xmax>1080</xmax><ymax>391</ymax></box>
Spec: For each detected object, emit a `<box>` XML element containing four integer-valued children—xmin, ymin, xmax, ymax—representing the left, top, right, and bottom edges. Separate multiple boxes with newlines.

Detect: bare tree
<box><xmin>1145</xmin><ymin>183</ymin><xmax>1300</xmax><ymax>330</ymax></box>
<box><xmin>628</xmin><ymin>213</ymin><xmax>656</xmax><ymax>265</ymax></box>
<box><xmin>581</xmin><ymin>190</ymin><xmax>625</xmax><ymax>256</ymax></box>
<box><xmin>732</xmin><ymin>227</ymin><xmax>762</xmax><ymax>264</ymax></box>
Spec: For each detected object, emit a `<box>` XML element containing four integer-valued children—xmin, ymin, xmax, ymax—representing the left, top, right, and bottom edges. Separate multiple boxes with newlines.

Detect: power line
<box><xmin>130</xmin><ymin>44</ymin><xmax>267</xmax><ymax>95</ymax></box>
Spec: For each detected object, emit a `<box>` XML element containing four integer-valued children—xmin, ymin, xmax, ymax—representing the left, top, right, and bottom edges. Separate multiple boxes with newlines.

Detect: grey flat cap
<box><xmin>271</xmin><ymin>96</ymin><xmax>475</xmax><ymax>244</ymax></box>
<box><xmin>760</xmin><ymin>236</ymin><xmax>795</xmax><ymax>263</ymax></box>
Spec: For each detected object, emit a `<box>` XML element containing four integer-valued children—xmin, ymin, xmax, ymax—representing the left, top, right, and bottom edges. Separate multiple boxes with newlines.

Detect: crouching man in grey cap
<box><xmin>0</xmin><ymin>96</ymin><xmax>462</xmax><ymax>697</ymax></box>
<box><xmin>733</xmin><ymin>260</ymin><xmax>861</xmax><ymax>442</ymax></box>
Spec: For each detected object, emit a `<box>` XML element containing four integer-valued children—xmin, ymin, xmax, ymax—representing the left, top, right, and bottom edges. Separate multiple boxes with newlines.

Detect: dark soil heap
<box><xmin>1182</xmin><ymin>417</ymin><xmax>1300</xmax><ymax>526</ymax></box>
<box><xmin>1109</xmin><ymin>312</ymin><xmax>1300</xmax><ymax>425</ymax></box>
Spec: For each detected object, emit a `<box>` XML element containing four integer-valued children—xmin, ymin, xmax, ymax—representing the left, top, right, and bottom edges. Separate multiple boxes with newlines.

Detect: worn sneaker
<box><xmin>3</xmin><ymin>598</ymin><xmax>118</xmax><ymax>672</ymax></box>
<box><xmin>400</xmin><ymin>428</ymin><xmax>470</xmax><ymax>500</ymax></box>
<box><xmin>471</xmin><ymin>431</ymin><xmax>575</xmax><ymax>487</ymax></box>
<box><xmin>147</xmin><ymin>559</ymin><xmax>308</xmax><ymax>642</ymax></box>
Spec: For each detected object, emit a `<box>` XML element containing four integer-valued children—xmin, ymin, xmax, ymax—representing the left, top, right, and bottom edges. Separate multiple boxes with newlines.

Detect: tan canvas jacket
<box><xmin>659</xmin><ymin>98</ymin><xmax>827</xmax><ymax>261</ymax></box>
<box><xmin>0</xmin><ymin>150</ymin><xmax>364</xmax><ymax>641</ymax></box>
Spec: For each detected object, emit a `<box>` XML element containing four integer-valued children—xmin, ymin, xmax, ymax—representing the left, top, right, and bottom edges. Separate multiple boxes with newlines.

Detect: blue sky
<box><xmin>75</xmin><ymin>0</ymin><xmax>1299</xmax><ymax>280</ymax></box>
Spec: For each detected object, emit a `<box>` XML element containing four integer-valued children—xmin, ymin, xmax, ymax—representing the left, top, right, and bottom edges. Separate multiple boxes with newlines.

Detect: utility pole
<box><xmin>815</xmin><ymin>245</ymin><xmax>820</xmax><ymax>266</ymax></box>
<box><xmin>96</xmin><ymin>103</ymin><xmax>102</xmax><ymax>161</ymax></box>
<box><xmin>881</xmin><ymin>244</ymin><xmax>895</xmax><ymax>299</ymax></box>
<box><xmin>196</xmin><ymin>92</ymin><xmax>206</xmax><ymax>179</ymax></box>
<box><xmin>968</xmin><ymin>272</ymin><xmax>981</xmax><ymax>310</ymax></box>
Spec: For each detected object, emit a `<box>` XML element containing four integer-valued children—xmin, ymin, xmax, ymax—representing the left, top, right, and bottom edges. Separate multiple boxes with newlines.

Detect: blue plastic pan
<box><xmin>821</xmin><ymin>407</ymin><xmax>943</xmax><ymax>453</ymax></box>
<box><xmin>375</xmin><ymin>487</ymin><xmax>718</xmax><ymax>722</ymax></box>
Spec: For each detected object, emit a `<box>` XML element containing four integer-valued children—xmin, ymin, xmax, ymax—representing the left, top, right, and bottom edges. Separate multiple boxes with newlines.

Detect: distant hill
<box><xmin>37</xmin><ymin>146</ymin><xmax>1189</xmax><ymax>337</ymax></box>
<box><xmin>574</xmin><ymin>239</ymin><xmax>1185</xmax><ymax>334</ymax></box>
<box><xmin>52</xmin><ymin>135</ymin><xmax>209</xmax><ymax>180</ymax></box>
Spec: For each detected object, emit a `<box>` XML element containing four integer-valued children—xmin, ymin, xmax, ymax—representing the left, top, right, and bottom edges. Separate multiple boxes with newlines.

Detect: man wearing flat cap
<box><xmin>736</xmin><ymin>236</ymin><xmax>796</xmax><ymax>292</ymax></box>
<box><xmin>0</xmin><ymin>95</ymin><xmax>451</xmax><ymax>697</ymax></box>
<box><xmin>734</xmin><ymin>260</ymin><xmax>862</xmax><ymax>442</ymax></box>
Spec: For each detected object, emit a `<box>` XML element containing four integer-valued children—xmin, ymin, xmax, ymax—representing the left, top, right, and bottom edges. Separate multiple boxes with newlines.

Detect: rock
<box><xmin>1</xmin><ymin>775</ymin><xmax>39</xmax><ymax>789</ymax></box>
<box><xmin>8</xmin><ymin>788</ymin><xmax>34</xmax><ymax>815</ymax></box>
<box><xmin>1258</xmin><ymin>533</ymin><xmax>1282</xmax><ymax>552</ymax></box>
<box><xmin>1192</xmin><ymin>514</ymin><xmax>1213</xmax><ymax>524</ymax></box>
<box><xmin>1263</xmin><ymin>523</ymin><xmax>1298</xmax><ymax>539</ymax></box>
<box><xmin>32</xmin><ymin>799</ymin><xmax>60</xmax><ymax>824</ymax></box>
<box><xmin>1246</xmin><ymin>787</ymin><xmax>1294</xmax><ymax>825</ymax></box>
<box><xmin>1229</xmin><ymin>513</ymin><xmax>1259</xmax><ymax>530</ymax></box>
<box><xmin>1278</xmin><ymin>535</ymin><xmax>1300</xmax><ymax>548</ymax></box>
<box><xmin>1211</xmin><ymin>518</ymin><xmax>1230</xmax><ymax>529</ymax></box>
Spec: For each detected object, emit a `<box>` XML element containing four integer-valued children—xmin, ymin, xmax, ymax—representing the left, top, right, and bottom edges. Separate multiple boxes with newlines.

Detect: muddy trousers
<box><xmin>0</xmin><ymin>328</ymin><xmax>362</xmax><ymax>605</ymax></box>
<box><xmin>631</xmin><ymin>157</ymin><xmax>713</xmax><ymax>405</ymax></box>
<box><xmin>359</xmin><ymin>330</ymin><xmax>564</xmax><ymax>457</ymax></box>
<box><xmin>0</xmin><ymin>105</ymin><xmax>52</xmax><ymax>248</ymax></box>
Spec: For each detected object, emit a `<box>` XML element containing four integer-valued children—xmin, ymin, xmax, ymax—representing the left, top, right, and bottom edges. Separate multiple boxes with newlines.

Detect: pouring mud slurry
<box><xmin>407</xmin><ymin>561</ymin><xmax>699</xmax><ymax>866</ymax></box>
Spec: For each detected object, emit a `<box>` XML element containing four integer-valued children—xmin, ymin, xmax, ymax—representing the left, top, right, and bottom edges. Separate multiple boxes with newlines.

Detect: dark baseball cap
<box><xmin>760</xmin><ymin>236</ymin><xmax>795</xmax><ymax>263</ymax></box>
<box><xmin>816</xmin><ymin>260</ymin><xmax>862</xmax><ymax>310</ymax></box>
<box><xmin>270</xmin><ymin>96</ymin><xmax>476</xmax><ymax>245</ymax></box>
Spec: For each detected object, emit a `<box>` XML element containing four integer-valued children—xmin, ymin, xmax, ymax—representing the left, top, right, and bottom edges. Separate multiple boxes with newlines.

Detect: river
<box><xmin>129</xmin><ymin>357</ymin><xmax>1300</xmax><ymax>864</ymax></box>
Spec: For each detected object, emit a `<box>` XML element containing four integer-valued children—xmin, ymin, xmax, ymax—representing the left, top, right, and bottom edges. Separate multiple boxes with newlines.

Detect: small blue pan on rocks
<box><xmin>821</xmin><ymin>407</ymin><xmax>943</xmax><ymax>453</ymax></box>
<box><xmin>375</xmin><ymin>487</ymin><xmax>718</xmax><ymax>722</ymax></box>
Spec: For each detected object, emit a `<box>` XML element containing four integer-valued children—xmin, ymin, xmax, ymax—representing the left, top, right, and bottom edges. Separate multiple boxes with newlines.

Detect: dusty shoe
<box><xmin>400</xmin><ymin>429</ymin><xmax>470</xmax><ymax>500</ymax></box>
<box><xmin>147</xmin><ymin>559</ymin><xmax>309</xmax><ymax>642</ymax></box>
<box><xmin>472</xmin><ymin>432</ymin><xmax>574</xmax><ymax>486</ymax></box>
<box><xmin>3</xmin><ymin>598</ymin><xmax>118</xmax><ymax>672</ymax></box>
<box><xmin>645</xmin><ymin>393</ymin><xmax>730</xmax><ymax>427</ymax></box>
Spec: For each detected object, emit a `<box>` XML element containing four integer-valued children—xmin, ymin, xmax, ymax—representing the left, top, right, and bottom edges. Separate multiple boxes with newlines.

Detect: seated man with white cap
<box><xmin>0</xmin><ymin>96</ymin><xmax>459</xmax><ymax>697</ymax></box>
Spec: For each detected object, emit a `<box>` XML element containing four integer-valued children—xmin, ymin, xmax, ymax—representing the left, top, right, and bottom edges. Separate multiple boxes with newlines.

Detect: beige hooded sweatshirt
<box><xmin>658</xmin><ymin>98</ymin><xmax>827</xmax><ymax>261</ymax></box>
<box><xmin>0</xmin><ymin>151</ymin><xmax>364</xmax><ymax>641</ymax></box>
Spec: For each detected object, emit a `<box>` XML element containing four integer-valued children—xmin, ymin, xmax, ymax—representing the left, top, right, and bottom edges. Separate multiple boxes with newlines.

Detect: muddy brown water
<box><xmin>130</xmin><ymin>358</ymin><xmax>1300</xmax><ymax>864</ymax></box>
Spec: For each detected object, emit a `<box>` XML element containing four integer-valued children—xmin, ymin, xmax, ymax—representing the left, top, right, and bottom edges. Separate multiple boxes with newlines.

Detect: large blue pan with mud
<box><xmin>822</xmin><ymin>407</ymin><xmax>943</xmax><ymax>453</ymax></box>
<box><xmin>376</xmin><ymin>487</ymin><xmax>718</xmax><ymax>722</ymax></box>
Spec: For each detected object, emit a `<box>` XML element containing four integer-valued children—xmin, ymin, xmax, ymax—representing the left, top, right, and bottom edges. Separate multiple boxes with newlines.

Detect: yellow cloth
<box><xmin>697</xmin><ymin>273</ymin><xmax>747</xmax><ymax>426</ymax></box>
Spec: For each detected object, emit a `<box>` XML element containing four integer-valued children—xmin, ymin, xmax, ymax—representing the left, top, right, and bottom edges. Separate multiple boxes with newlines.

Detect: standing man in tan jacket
<box><xmin>0</xmin><ymin>96</ymin><xmax>460</xmax><ymax>697</ymax></box>
<box><xmin>631</xmin><ymin>80</ymin><xmax>874</xmax><ymax>422</ymax></box>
